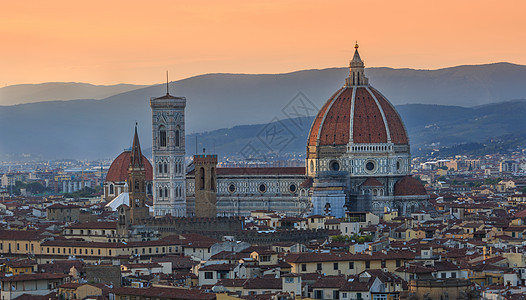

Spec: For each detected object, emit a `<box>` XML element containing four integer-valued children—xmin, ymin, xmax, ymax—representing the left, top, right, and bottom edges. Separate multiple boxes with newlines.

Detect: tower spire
<box><xmin>130</xmin><ymin>123</ymin><xmax>143</xmax><ymax>168</ymax></box>
<box><xmin>345</xmin><ymin>41</ymin><xmax>368</xmax><ymax>87</ymax></box>
<box><xmin>166</xmin><ymin>70</ymin><xmax>170</xmax><ymax>95</ymax></box>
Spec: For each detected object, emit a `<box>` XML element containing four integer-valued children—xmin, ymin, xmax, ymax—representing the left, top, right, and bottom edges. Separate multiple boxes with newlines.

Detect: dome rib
<box><xmin>307</xmin><ymin>48</ymin><xmax>409</xmax><ymax>148</ymax></box>
<box><xmin>370</xmin><ymin>88</ymin><xmax>409</xmax><ymax>144</ymax></box>
<box><xmin>366</xmin><ymin>86</ymin><xmax>391</xmax><ymax>143</ymax></box>
<box><xmin>348</xmin><ymin>87</ymin><xmax>357</xmax><ymax>143</ymax></box>
<box><xmin>308</xmin><ymin>88</ymin><xmax>343</xmax><ymax>146</ymax></box>
<box><xmin>320</xmin><ymin>88</ymin><xmax>352</xmax><ymax>145</ymax></box>
<box><xmin>312</xmin><ymin>88</ymin><xmax>345</xmax><ymax>146</ymax></box>
<box><xmin>352</xmin><ymin>88</ymin><xmax>387</xmax><ymax>144</ymax></box>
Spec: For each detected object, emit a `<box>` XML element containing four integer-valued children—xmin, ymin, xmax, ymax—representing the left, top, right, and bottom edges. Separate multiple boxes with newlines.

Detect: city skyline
<box><xmin>1</xmin><ymin>0</ymin><xmax>525</xmax><ymax>85</ymax></box>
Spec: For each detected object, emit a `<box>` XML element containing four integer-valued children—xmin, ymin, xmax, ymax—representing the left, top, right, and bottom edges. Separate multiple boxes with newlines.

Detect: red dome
<box><xmin>308</xmin><ymin>86</ymin><xmax>408</xmax><ymax>147</ymax></box>
<box><xmin>106</xmin><ymin>151</ymin><xmax>153</xmax><ymax>182</ymax></box>
<box><xmin>394</xmin><ymin>176</ymin><xmax>427</xmax><ymax>196</ymax></box>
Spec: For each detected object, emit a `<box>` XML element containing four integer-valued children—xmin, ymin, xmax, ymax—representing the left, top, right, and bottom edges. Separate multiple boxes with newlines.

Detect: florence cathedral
<box><xmin>103</xmin><ymin>44</ymin><xmax>429</xmax><ymax>220</ymax></box>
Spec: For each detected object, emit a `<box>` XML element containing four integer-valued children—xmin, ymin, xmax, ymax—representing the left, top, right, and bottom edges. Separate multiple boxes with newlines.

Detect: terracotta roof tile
<box><xmin>111</xmin><ymin>286</ymin><xmax>215</xmax><ymax>300</ymax></box>
<box><xmin>308</xmin><ymin>86</ymin><xmax>408</xmax><ymax>147</ymax></box>
<box><xmin>360</xmin><ymin>178</ymin><xmax>384</xmax><ymax>187</ymax></box>
<box><xmin>394</xmin><ymin>176</ymin><xmax>427</xmax><ymax>196</ymax></box>
<box><xmin>106</xmin><ymin>151</ymin><xmax>152</xmax><ymax>182</ymax></box>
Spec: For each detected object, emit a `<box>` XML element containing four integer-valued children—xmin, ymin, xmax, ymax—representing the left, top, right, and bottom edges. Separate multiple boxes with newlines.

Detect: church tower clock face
<box><xmin>150</xmin><ymin>87</ymin><xmax>187</xmax><ymax>217</ymax></box>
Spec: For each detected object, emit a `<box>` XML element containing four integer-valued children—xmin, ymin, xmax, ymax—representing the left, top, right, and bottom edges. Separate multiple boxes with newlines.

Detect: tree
<box><xmin>26</xmin><ymin>182</ymin><xmax>46</xmax><ymax>194</ymax></box>
<box><xmin>64</xmin><ymin>186</ymin><xmax>97</xmax><ymax>198</ymax></box>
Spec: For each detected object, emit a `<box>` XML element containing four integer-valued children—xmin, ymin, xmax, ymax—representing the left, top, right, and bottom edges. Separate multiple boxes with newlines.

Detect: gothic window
<box><xmin>165</xmin><ymin>187</ymin><xmax>169</xmax><ymax>198</ymax></box>
<box><xmin>135</xmin><ymin>180</ymin><xmax>139</xmax><ymax>192</ymax></box>
<box><xmin>175</xmin><ymin>129</ymin><xmax>180</xmax><ymax>147</ymax></box>
<box><xmin>158</xmin><ymin>163</ymin><xmax>163</xmax><ymax>174</ymax></box>
<box><xmin>200</xmin><ymin>167</ymin><xmax>205</xmax><ymax>190</ymax></box>
<box><xmin>210</xmin><ymin>167</ymin><xmax>215</xmax><ymax>191</ymax></box>
<box><xmin>159</xmin><ymin>125</ymin><xmax>167</xmax><ymax>147</ymax></box>
<box><xmin>164</xmin><ymin>163</ymin><xmax>168</xmax><ymax>174</ymax></box>
<box><xmin>147</xmin><ymin>183</ymin><xmax>152</xmax><ymax>195</ymax></box>
<box><xmin>159</xmin><ymin>188</ymin><xmax>163</xmax><ymax>198</ymax></box>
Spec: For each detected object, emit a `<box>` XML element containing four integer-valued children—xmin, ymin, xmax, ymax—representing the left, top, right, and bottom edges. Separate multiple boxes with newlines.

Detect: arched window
<box><xmin>147</xmin><ymin>183</ymin><xmax>152</xmax><ymax>195</ymax></box>
<box><xmin>109</xmin><ymin>183</ymin><xmax>114</xmax><ymax>195</ymax></box>
<box><xmin>135</xmin><ymin>180</ymin><xmax>139</xmax><ymax>192</ymax></box>
<box><xmin>175</xmin><ymin>129</ymin><xmax>180</xmax><ymax>147</ymax></box>
<box><xmin>200</xmin><ymin>167</ymin><xmax>205</xmax><ymax>190</ymax></box>
<box><xmin>164</xmin><ymin>163</ymin><xmax>168</xmax><ymax>174</ymax></box>
<box><xmin>159</xmin><ymin>188</ymin><xmax>163</xmax><ymax>198</ymax></box>
<box><xmin>158</xmin><ymin>163</ymin><xmax>163</xmax><ymax>174</ymax></box>
<box><xmin>159</xmin><ymin>125</ymin><xmax>167</xmax><ymax>147</ymax></box>
<box><xmin>210</xmin><ymin>167</ymin><xmax>215</xmax><ymax>191</ymax></box>
<box><xmin>165</xmin><ymin>187</ymin><xmax>169</xmax><ymax>198</ymax></box>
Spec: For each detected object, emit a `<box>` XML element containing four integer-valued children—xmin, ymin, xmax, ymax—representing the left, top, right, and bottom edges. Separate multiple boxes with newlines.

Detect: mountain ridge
<box><xmin>0</xmin><ymin>82</ymin><xmax>147</xmax><ymax>106</ymax></box>
<box><xmin>2</xmin><ymin>62</ymin><xmax>526</xmax><ymax>159</ymax></box>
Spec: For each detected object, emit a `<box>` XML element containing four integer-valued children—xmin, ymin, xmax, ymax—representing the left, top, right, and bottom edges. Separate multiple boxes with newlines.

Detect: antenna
<box><xmin>195</xmin><ymin>136</ymin><xmax>198</xmax><ymax>156</ymax></box>
<box><xmin>166</xmin><ymin>71</ymin><xmax>169</xmax><ymax>95</ymax></box>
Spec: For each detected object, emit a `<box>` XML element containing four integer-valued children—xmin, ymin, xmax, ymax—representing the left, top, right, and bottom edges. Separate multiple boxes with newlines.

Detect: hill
<box><xmin>0</xmin><ymin>82</ymin><xmax>147</xmax><ymax>106</ymax></box>
<box><xmin>2</xmin><ymin>62</ymin><xmax>526</xmax><ymax>159</ymax></box>
<box><xmin>186</xmin><ymin>100</ymin><xmax>526</xmax><ymax>160</ymax></box>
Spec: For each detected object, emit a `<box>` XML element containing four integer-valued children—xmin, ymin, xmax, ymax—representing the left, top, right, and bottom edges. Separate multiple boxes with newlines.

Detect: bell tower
<box><xmin>150</xmin><ymin>79</ymin><xmax>187</xmax><ymax>217</ymax></box>
<box><xmin>193</xmin><ymin>154</ymin><xmax>217</xmax><ymax>218</ymax></box>
<box><xmin>128</xmin><ymin>125</ymin><xmax>149</xmax><ymax>224</ymax></box>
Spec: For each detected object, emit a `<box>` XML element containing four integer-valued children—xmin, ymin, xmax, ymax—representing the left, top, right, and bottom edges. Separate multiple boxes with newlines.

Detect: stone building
<box><xmin>193</xmin><ymin>154</ymin><xmax>218</xmax><ymax>218</ymax></box>
<box><xmin>186</xmin><ymin>167</ymin><xmax>309</xmax><ymax>217</ymax></box>
<box><xmin>103</xmin><ymin>149</ymin><xmax>153</xmax><ymax>202</ymax></box>
<box><xmin>150</xmin><ymin>86</ymin><xmax>187</xmax><ymax>217</ymax></box>
<box><xmin>115</xmin><ymin>126</ymin><xmax>151</xmax><ymax>236</ymax></box>
<box><xmin>305</xmin><ymin>43</ymin><xmax>428</xmax><ymax>217</ymax></box>
<box><xmin>104</xmin><ymin>44</ymin><xmax>428</xmax><ymax>219</ymax></box>
<box><xmin>46</xmin><ymin>203</ymin><xmax>81</xmax><ymax>222</ymax></box>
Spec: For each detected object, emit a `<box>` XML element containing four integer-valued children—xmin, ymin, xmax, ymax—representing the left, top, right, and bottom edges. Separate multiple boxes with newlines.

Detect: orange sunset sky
<box><xmin>1</xmin><ymin>0</ymin><xmax>525</xmax><ymax>86</ymax></box>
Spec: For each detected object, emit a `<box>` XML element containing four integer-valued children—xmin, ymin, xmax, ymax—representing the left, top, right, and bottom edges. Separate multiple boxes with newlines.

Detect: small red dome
<box><xmin>106</xmin><ymin>151</ymin><xmax>153</xmax><ymax>182</ymax></box>
<box><xmin>360</xmin><ymin>178</ymin><xmax>384</xmax><ymax>187</ymax></box>
<box><xmin>308</xmin><ymin>86</ymin><xmax>408</xmax><ymax>147</ymax></box>
<box><xmin>394</xmin><ymin>176</ymin><xmax>427</xmax><ymax>196</ymax></box>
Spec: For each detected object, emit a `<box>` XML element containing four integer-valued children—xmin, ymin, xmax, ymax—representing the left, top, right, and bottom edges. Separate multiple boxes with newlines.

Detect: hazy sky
<box><xmin>2</xmin><ymin>0</ymin><xmax>525</xmax><ymax>85</ymax></box>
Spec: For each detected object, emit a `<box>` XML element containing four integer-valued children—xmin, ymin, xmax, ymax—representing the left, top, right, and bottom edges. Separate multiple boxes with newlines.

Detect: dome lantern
<box><xmin>345</xmin><ymin>42</ymin><xmax>369</xmax><ymax>87</ymax></box>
